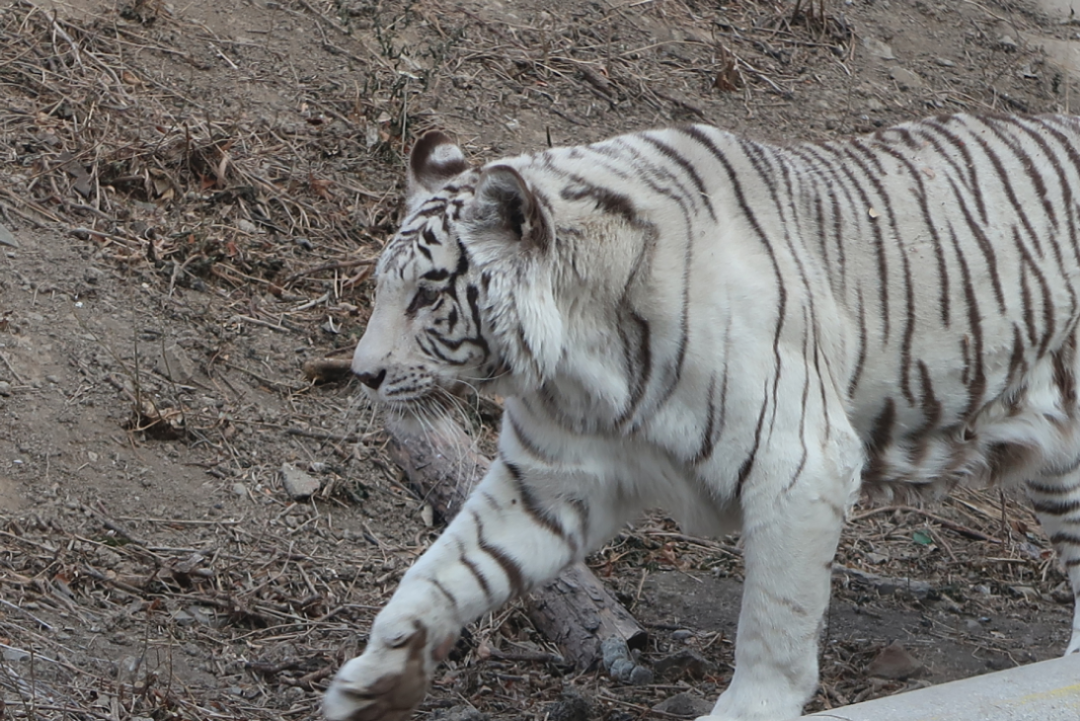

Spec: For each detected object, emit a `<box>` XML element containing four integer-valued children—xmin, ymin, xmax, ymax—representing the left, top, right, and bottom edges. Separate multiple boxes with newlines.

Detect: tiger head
<box><xmin>351</xmin><ymin>131</ymin><xmax>564</xmax><ymax>407</ymax></box>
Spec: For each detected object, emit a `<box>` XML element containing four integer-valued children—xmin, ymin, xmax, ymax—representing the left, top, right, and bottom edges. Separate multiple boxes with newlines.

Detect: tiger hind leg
<box><xmin>1026</xmin><ymin>471</ymin><xmax>1080</xmax><ymax>654</ymax></box>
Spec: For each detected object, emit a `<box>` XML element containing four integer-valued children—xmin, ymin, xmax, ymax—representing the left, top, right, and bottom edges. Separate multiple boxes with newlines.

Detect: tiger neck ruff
<box><xmin>327</xmin><ymin>114</ymin><xmax>1080</xmax><ymax>721</ymax></box>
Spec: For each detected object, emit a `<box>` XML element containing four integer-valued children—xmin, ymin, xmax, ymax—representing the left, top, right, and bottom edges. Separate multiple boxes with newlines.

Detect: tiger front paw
<box><xmin>323</xmin><ymin>624</ymin><xmax>437</xmax><ymax>721</ymax></box>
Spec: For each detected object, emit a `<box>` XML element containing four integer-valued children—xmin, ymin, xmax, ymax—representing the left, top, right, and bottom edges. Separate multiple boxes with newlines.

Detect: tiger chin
<box><xmin>325</xmin><ymin>116</ymin><xmax>1080</xmax><ymax>721</ymax></box>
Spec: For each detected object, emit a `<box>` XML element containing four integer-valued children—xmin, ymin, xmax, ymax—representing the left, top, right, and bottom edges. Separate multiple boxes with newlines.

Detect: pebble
<box><xmin>652</xmin><ymin>692</ymin><xmax>713</xmax><ymax>717</ymax></box>
<box><xmin>998</xmin><ymin>34</ymin><xmax>1018</xmax><ymax>51</ymax></box>
<box><xmin>156</xmin><ymin>342</ymin><xmax>197</xmax><ymax>384</ymax></box>
<box><xmin>0</xmin><ymin>221</ymin><xmax>18</xmax><ymax>248</ymax></box>
<box><xmin>3</xmin><ymin>647</ymin><xmax>30</xmax><ymax>663</ymax></box>
<box><xmin>186</xmin><ymin>605</ymin><xmax>217</xmax><ymax>626</ymax></box>
<box><xmin>431</xmin><ymin>707</ymin><xmax>489</xmax><ymax>721</ymax></box>
<box><xmin>1011</xmin><ymin>585</ymin><xmax>1039</xmax><ymax>601</ymax></box>
<box><xmin>890</xmin><ymin>67</ymin><xmax>924</xmax><ymax>90</ymax></box>
<box><xmin>671</xmin><ymin>629</ymin><xmax>694</xmax><ymax>641</ymax></box>
<box><xmin>653</xmin><ymin>648</ymin><xmax>708</xmax><ymax>680</ymax></box>
<box><xmin>232</xmin><ymin>483</ymin><xmax>247</xmax><ymax>497</ymax></box>
<box><xmin>935</xmin><ymin>57</ymin><xmax>956</xmax><ymax>67</ymax></box>
<box><xmin>543</xmin><ymin>690</ymin><xmax>591</xmax><ymax>721</ymax></box>
<box><xmin>601</xmin><ymin>636</ymin><xmax>654</xmax><ymax>685</ymax></box>
<box><xmin>281</xmin><ymin>462</ymin><xmax>321</xmax><ymax>500</ymax></box>
<box><xmin>868</xmin><ymin>642</ymin><xmax>923</xmax><ymax>680</ymax></box>
<box><xmin>862</xmin><ymin>36</ymin><xmax>895</xmax><ymax>60</ymax></box>
<box><xmin>171</xmin><ymin>609</ymin><xmax>195</xmax><ymax>626</ymax></box>
<box><xmin>0</xmin><ymin>381</ymin><xmax>10</xmax><ymax>396</ymax></box>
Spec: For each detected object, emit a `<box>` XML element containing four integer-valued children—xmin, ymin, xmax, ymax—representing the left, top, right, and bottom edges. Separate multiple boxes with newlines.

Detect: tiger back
<box><xmin>325</xmin><ymin>114</ymin><xmax>1080</xmax><ymax>721</ymax></box>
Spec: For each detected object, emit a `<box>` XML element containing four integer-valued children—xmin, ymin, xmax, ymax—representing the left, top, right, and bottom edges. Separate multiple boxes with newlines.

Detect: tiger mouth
<box><xmin>376</xmin><ymin>377</ymin><xmax>473</xmax><ymax>407</ymax></box>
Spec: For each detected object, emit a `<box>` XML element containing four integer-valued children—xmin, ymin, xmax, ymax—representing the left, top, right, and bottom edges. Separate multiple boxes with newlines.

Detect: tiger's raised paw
<box><xmin>324</xmin><ymin>625</ymin><xmax>435</xmax><ymax>721</ymax></box>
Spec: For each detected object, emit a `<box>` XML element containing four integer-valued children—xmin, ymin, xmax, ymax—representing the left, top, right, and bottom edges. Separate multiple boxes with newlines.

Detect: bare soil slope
<box><xmin>1</xmin><ymin>0</ymin><xmax>1078</xmax><ymax>719</ymax></box>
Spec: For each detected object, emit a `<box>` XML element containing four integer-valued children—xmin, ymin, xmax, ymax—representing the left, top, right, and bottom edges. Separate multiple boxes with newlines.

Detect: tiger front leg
<box><xmin>700</xmin><ymin>450</ymin><xmax>859</xmax><ymax>721</ymax></box>
<box><xmin>323</xmin><ymin>458</ymin><xmax>604</xmax><ymax>721</ymax></box>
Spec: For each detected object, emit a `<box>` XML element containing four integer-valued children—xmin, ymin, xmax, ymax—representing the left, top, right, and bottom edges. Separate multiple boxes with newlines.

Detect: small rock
<box><xmin>364</xmin><ymin>123</ymin><xmax>380</xmax><ymax>148</ymax></box>
<box><xmin>998</xmin><ymin>34</ymin><xmax>1018</xmax><ymax>51</ymax></box>
<box><xmin>232</xmin><ymin>483</ymin><xmax>247</xmax><ymax>497</ymax></box>
<box><xmin>652</xmin><ymin>692</ymin><xmax>713</xmax><ymax>718</ymax></box>
<box><xmin>0</xmin><ymin>221</ymin><xmax>18</xmax><ymax>248</ymax></box>
<box><xmin>935</xmin><ymin>57</ymin><xmax>956</xmax><ymax>67</ymax></box>
<box><xmin>281</xmin><ymin>462</ymin><xmax>321</xmax><ymax>500</ymax></box>
<box><xmin>3</xmin><ymin>647</ymin><xmax>29</xmax><ymax>663</ymax></box>
<box><xmin>543</xmin><ymin>690</ymin><xmax>591</xmax><ymax>721</ymax></box>
<box><xmin>116</xmin><ymin>655</ymin><xmax>143</xmax><ymax>685</ymax></box>
<box><xmin>601</xmin><ymin>636</ymin><xmax>653</xmax><ymax>685</ymax></box>
<box><xmin>237</xmin><ymin>219</ymin><xmax>259</xmax><ymax>234</ymax></box>
<box><xmin>868</xmin><ymin>642</ymin><xmax>923</xmax><ymax>680</ymax></box>
<box><xmin>653</xmin><ymin>648</ymin><xmax>708</xmax><ymax>680</ymax></box>
<box><xmin>431</xmin><ymin>707</ymin><xmax>489</xmax><ymax>721</ymax></box>
<box><xmin>602</xmin><ymin>635</ymin><xmax>631</xmax><ymax>669</ymax></box>
<box><xmin>96</xmin><ymin>547</ymin><xmax>123</xmax><ymax>568</ymax></box>
<box><xmin>629</xmin><ymin>665</ymin><xmax>654</xmax><ymax>685</ymax></box>
<box><xmin>156</xmin><ymin>342</ymin><xmax>197</xmax><ymax>384</ymax></box>
<box><xmin>0</xmin><ymin>381</ymin><xmax>11</xmax><ymax>396</ymax></box>
<box><xmin>862</xmin><ymin>36</ymin><xmax>895</xmax><ymax>60</ymax></box>
<box><xmin>890</xmin><ymin>67</ymin><xmax>923</xmax><ymax>90</ymax></box>
<box><xmin>1052</xmin><ymin>582</ymin><xmax>1074</xmax><ymax>604</ymax></box>
<box><xmin>671</xmin><ymin>629</ymin><xmax>694</xmax><ymax>641</ymax></box>
<box><xmin>186</xmin><ymin>605</ymin><xmax>218</xmax><ymax>627</ymax></box>
<box><xmin>865</xmin><ymin>97</ymin><xmax>886</xmax><ymax>112</ymax></box>
<box><xmin>1011</xmin><ymin>585</ymin><xmax>1039</xmax><ymax>601</ymax></box>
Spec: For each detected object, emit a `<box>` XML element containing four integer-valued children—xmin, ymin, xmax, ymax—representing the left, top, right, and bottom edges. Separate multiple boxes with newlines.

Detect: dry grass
<box><xmin>0</xmin><ymin>0</ymin><xmax>391</xmax><ymax>301</ymax></box>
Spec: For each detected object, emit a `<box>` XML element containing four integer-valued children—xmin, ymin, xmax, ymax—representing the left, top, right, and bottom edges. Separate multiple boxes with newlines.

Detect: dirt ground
<box><xmin>1</xmin><ymin>0</ymin><xmax>1079</xmax><ymax>719</ymax></box>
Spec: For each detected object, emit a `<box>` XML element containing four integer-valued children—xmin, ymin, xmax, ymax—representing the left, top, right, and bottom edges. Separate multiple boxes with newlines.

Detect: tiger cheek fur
<box><xmin>326</xmin><ymin>117</ymin><xmax>1080</xmax><ymax>721</ymax></box>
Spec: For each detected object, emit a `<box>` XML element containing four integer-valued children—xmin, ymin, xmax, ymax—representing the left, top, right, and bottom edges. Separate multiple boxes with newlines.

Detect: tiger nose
<box><xmin>355</xmin><ymin>368</ymin><xmax>386</xmax><ymax>390</ymax></box>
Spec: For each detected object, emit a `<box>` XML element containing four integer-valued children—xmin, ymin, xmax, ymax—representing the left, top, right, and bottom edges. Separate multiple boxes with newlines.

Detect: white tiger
<box><xmin>325</xmin><ymin>115</ymin><xmax>1080</xmax><ymax>721</ymax></box>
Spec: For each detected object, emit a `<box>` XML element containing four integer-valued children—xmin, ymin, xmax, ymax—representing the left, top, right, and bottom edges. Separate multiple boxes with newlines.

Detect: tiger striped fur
<box><xmin>325</xmin><ymin>114</ymin><xmax>1080</xmax><ymax>721</ymax></box>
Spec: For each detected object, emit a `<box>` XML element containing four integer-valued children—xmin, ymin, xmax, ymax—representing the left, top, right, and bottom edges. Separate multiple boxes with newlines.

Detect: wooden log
<box><xmin>383</xmin><ymin>413</ymin><xmax>647</xmax><ymax>671</ymax></box>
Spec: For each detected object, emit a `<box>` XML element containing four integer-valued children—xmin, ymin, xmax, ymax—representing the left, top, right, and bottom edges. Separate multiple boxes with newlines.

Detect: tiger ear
<box><xmin>407</xmin><ymin>130</ymin><xmax>469</xmax><ymax>207</ymax></box>
<box><xmin>468</xmin><ymin>165</ymin><xmax>551</xmax><ymax>252</ymax></box>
